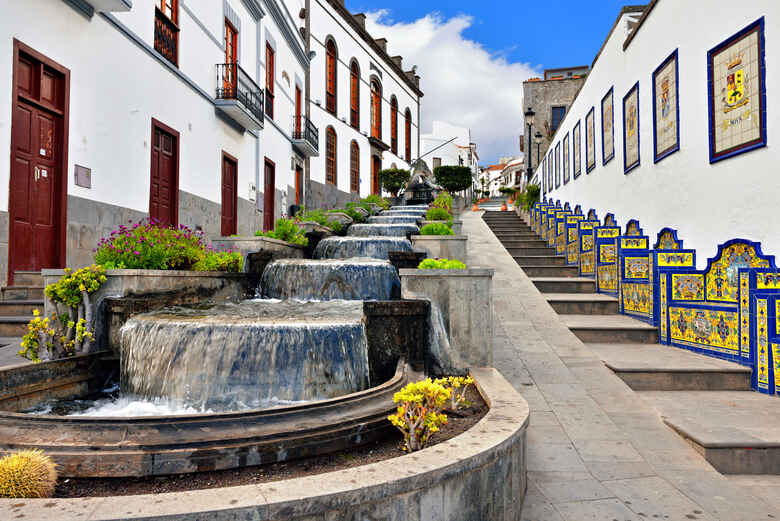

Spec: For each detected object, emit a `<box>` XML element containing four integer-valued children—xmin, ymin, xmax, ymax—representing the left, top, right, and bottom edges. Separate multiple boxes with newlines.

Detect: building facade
<box><xmin>421</xmin><ymin>120</ymin><xmax>479</xmax><ymax>199</ymax></box>
<box><xmin>541</xmin><ymin>0</ymin><xmax>780</xmax><ymax>263</ymax></box>
<box><xmin>0</xmin><ymin>0</ymin><xmax>422</xmax><ymax>285</ymax></box>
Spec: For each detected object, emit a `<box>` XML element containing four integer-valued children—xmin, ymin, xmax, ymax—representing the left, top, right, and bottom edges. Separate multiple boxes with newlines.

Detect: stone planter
<box><xmin>326</xmin><ymin>212</ymin><xmax>354</xmax><ymax>227</ymax></box>
<box><xmin>400</xmin><ymin>268</ymin><xmax>494</xmax><ymax>373</ymax></box>
<box><xmin>212</xmin><ymin>236</ymin><xmax>306</xmax><ymax>265</ymax></box>
<box><xmin>410</xmin><ymin>235</ymin><xmax>468</xmax><ymax>263</ymax></box>
<box><xmin>42</xmin><ymin>269</ymin><xmax>247</xmax><ymax>353</ymax></box>
<box><xmin>352</xmin><ymin>206</ymin><xmax>369</xmax><ymax>219</ymax></box>
<box><xmin>296</xmin><ymin>221</ymin><xmax>334</xmax><ymax>235</ymax></box>
<box><xmin>367</xmin><ymin>203</ymin><xmax>381</xmax><ymax>214</ymax></box>
<box><xmin>419</xmin><ymin>219</ymin><xmax>463</xmax><ymax>234</ymax></box>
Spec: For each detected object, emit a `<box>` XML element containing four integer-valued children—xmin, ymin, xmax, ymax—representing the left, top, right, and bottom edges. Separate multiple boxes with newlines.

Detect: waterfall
<box><xmin>261</xmin><ymin>258</ymin><xmax>401</xmax><ymax>300</ymax></box>
<box><xmin>120</xmin><ymin>301</ymin><xmax>371</xmax><ymax>411</ymax></box>
<box><xmin>368</xmin><ymin>215</ymin><xmax>421</xmax><ymax>225</ymax></box>
<box><xmin>314</xmin><ymin>236</ymin><xmax>413</xmax><ymax>260</ymax></box>
<box><xmin>347</xmin><ymin>224</ymin><xmax>419</xmax><ymax>237</ymax></box>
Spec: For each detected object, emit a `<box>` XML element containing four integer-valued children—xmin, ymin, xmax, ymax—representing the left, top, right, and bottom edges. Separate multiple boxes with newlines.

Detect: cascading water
<box><xmin>368</xmin><ymin>215</ymin><xmax>421</xmax><ymax>225</ymax></box>
<box><xmin>348</xmin><ymin>223</ymin><xmax>419</xmax><ymax>237</ymax></box>
<box><xmin>262</xmin><ymin>258</ymin><xmax>401</xmax><ymax>300</ymax></box>
<box><xmin>120</xmin><ymin>300</ymin><xmax>371</xmax><ymax>411</ymax></box>
<box><xmin>314</xmin><ymin>236</ymin><xmax>412</xmax><ymax>260</ymax></box>
<box><xmin>380</xmin><ymin>210</ymin><xmax>427</xmax><ymax>217</ymax></box>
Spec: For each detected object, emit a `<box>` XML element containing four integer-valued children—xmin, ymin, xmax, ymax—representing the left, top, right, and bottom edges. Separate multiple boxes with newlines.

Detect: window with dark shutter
<box><xmin>326</xmin><ymin>127</ymin><xmax>337</xmax><ymax>186</ymax></box>
<box><xmin>326</xmin><ymin>40</ymin><xmax>337</xmax><ymax>115</ymax></box>
<box><xmin>350</xmin><ymin>141</ymin><xmax>360</xmax><ymax>193</ymax></box>
<box><xmin>390</xmin><ymin>97</ymin><xmax>398</xmax><ymax>155</ymax></box>
<box><xmin>350</xmin><ymin>61</ymin><xmax>360</xmax><ymax>129</ymax></box>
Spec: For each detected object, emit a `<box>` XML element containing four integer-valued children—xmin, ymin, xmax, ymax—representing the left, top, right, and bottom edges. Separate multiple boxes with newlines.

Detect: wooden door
<box><xmin>224</xmin><ymin>20</ymin><xmax>238</xmax><ymax>96</ymax></box>
<box><xmin>371</xmin><ymin>155</ymin><xmax>381</xmax><ymax>195</ymax></box>
<box><xmin>294</xmin><ymin>86</ymin><xmax>302</xmax><ymax>135</ymax></box>
<box><xmin>295</xmin><ymin>165</ymin><xmax>303</xmax><ymax>205</ymax></box>
<box><xmin>150</xmin><ymin>119</ymin><xmax>179</xmax><ymax>227</ymax></box>
<box><xmin>9</xmin><ymin>40</ymin><xmax>69</xmax><ymax>282</ymax></box>
<box><xmin>221</xmin><ymin>152</ymin><xmax>237</xmax><ymax>236</ymax></box>
<box><xmin>263</xmin><ymin>158</ymin><xmax>275</xmax><ymax>232</ymax></box>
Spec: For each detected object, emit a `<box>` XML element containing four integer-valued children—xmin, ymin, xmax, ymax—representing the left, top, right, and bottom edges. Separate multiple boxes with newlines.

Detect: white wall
<box><xmin>542</xmin><ymin>0</ymin><xmax>780</xmax><ymax>267</ymax></box>
<box><xmin>307</xmin><ymin>0</ymin><xmax>421</xmax><ymax>197</ymax></box>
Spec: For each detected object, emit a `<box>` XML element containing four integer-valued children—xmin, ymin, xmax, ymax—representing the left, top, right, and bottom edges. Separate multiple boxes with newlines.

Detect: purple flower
<box><xmin>134</xmin><ymin>251</ymin><xmax>140</xmax><ymax>255</ymax></box>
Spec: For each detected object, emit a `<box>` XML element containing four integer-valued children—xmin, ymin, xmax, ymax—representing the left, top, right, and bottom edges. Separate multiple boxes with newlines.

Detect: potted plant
<box><xmin>378</xmin><ymin>168</ymin><xmax>411</xmax><ymax>198</ymax></box>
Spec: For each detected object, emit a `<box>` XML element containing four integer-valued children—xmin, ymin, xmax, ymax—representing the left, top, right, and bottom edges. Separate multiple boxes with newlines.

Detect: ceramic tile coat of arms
<box><xmin>706</xmin><ymin>243</ymin><xmax>770</xmax><ymax>302</ymax></box>
<box><xmin>625</xmin><ymin>257</ymin><xmax>650</xmax><ymax>279</ymax></box>
<box><xmin>586</xmin><ymin>108</ymin><xmax>596</xmax><ymax>172</ymax></box>
<box><xmin>623</xmin><ymin>82</ymin><xmax>640</xmax><ymax>173</ymax></box>
<box><xmin>670</xmin><ymin>307</ymin><xmax>740</xmax><ymax>354</ymax></box>
<box><xmin>573</xmin><ymin>121</ymin><xmax>581</xmax><ymax>178</ymax></box>
<box><xmin>602</xmin><ymin>87</ymin><xmax>615</xmax><ymax>164</ymax></box>
<box><xmin>673</xmin><ymin>274</ymin><xmax>705</xmax><ymax>301</ymax></box>
<box><xmin>563</xmin><ymin>132</ymin><xmax>570</xmax><ymax>184</ymax></box>
<box><xmin>657</xmin><ymin>231</ymin><xmax>681</xmax><ymax>250</ymax></box>
<box><xmin>653</xmin><ymin>50</ymin><xmax>680</xmax><ymax>162</ymax></box>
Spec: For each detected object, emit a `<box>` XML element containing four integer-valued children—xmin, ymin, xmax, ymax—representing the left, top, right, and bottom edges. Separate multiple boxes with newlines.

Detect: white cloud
<box><xmin>364</xmin><ymin>10</ymin><xmax>541</xmax><ymax>165</ymax></box>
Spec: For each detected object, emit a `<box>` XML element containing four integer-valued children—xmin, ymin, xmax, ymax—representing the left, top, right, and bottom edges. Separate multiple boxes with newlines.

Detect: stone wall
<box><xmin>307</xmin><ymin>178</ymin><xmax>360</xmax><ymax>210</ymax></box>
<box><xmin>522</xmin><ymin>77</ymin><xmax>586</xmax><ymax>163</ymax></box>
<box><xmin>0</xmin><ymin>211</ymin><xmax>8</xmax><ymax>286</ymax></box>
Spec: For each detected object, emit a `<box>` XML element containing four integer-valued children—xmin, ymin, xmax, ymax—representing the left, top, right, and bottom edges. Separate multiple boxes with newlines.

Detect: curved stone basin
<box><xmin>120</xmin><ymin>301</ymin><xmax>371</xmax><ymax>411</ymax></box>
<box><xmin>390</xmin><ymin>205</ymin><xmax>428</xmax><ymax>210</ymax></box>
<box><xmin>380</xmin><ymin>210</ymin><xmax>427</xmax><ymax>217</ymax></box>
<box><xmin>314</xmin><ymin>237</ymin><xmax>413</xmax><ymax>260</ymax></box>
<box><xmin>347</xmin><ymin>223</ymin><xmax>420</xmax><ymax>237</ymax></box>
<box><xmin>261</xmin><ymin>258</ymin><xmax>401</xmax><ymax>300</ymax></box>
<box><xmin>0</xmin><ymin>361</ymin><xmax>408</xmax><ymax>477</ymax></box>
<box><xmin>368</xmin><ymin>215</ymin><xmax>421</xmax><ymax>225</ymax></box>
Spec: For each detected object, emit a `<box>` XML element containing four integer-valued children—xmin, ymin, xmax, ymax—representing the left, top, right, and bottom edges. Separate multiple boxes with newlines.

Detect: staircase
<box><xmin>0</xmin><ymin>271</ymin><xmax>44</xmax><ymax>337</ymax></box>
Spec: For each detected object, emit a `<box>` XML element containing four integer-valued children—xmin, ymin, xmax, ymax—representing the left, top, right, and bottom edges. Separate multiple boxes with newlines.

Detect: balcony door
<box><xmin>371</xmin><ymin>155</ymin><xmax>381</xmax><ymax>195</ymax></box>
<box><xmin>294</xmin><ymin>85</ymin><xmax>302</xmax><ymax>135</ymax></box>
<box><xmin>224</xmin><ymin>20</ymin><xmax>238</xmax><ymax>96</ymax></box>
<box><xmin>150</xmin><ymin>119</ymin><xmax>179</xmax><ymax>227</ymax></box>
<box><xmin>263</xmin><ymin>158</ymin><xmax>275</xmax><ymax>232</ymax></box>
<box><xmin>221</xmin><ymin>152</ymin><xmax>237</xmax><ymax>236</ymax></box>
<box><xmin>8</xmin><ymin>40</ymin><xmax>69</xmax><ymax>282</ymax></box>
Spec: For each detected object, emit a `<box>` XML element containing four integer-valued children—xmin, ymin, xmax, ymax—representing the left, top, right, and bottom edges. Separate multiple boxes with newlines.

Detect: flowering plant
<box><xmin>388</xmin><ymin>379</ymin><xmax>451</xmax><ymax>452</ymax></box>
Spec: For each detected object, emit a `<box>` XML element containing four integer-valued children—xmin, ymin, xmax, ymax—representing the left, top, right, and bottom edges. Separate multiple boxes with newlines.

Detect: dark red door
<box><xmin>221</xmin><ymin>152</ymin><xmax>237</xmax><ymax>236</ymax></box>
<box><xmin>371</xmin><ymin>155</ymin><xmax>381</xmax><ymax>195</ymax></box>
<box><xmin>150</xmin><ymin>120</ymin><xmax>178</xmax><ymax>227</ymax></box>
<box><xmin>263</xmin><ymin>158</ymin><xmax>275</xmax><ymax>232</ymax></box>
<box><xmin>9</xmin><ymin>42</ymin><xmax>68</xmax><ymax>281</ymax></box>
<box><xmin>295</xmin><ymin>165</ymin><xmax>303</xmax><ymax>205</ymax></box>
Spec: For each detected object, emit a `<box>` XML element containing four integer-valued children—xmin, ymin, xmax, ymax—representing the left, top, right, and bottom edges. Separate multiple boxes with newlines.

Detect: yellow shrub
<box><xmin>0</xmin><ymin>449</ymin><xmax>58</xmax><ymax>498</ymax></box>
<box><xmin>388</xmin><ymin>379</ymin><xmax>451</xmax><ymax>452</ymax></box>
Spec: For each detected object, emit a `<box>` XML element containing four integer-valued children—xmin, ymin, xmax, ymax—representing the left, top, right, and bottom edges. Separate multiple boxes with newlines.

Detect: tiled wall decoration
<box><xmin>586</xmin><ymin>107</ymin><xmax>596</xmax><ymax>173</ymax></box>
<box><xmin>669</xmin><ymin>307</ymin><xmax>740</xmax><ymax>355</ymax></box>
<box><xmin>601</xmin><ymin>87</ymin><xmax>615</xmax><ymax>165</ymax></box>
<box><xmin>707</xmin><ymin>17</ymin><xmax>767</xmax><ymax>163</ymax></box>
<box><xmin>705</xmin><ymin>241</ymin><xmax>772</xmax><ymax>302</ymax></box>
<box><xmin>623</xmin><ymin>81</ymin><xmax>641</xmax><ymax>174</ymax></box>
<box><xmin>623</xmin><ymin>283</ymin><xmax>652</xmax><ymax>316</ymax></box>
<box><xmin>573</xmin><ymin>121</ymin><xmax>582</xmax><ymax>179</ymax></box>
<box><xmin>563</xmin><ymin>132</ymin><xmax>570</xmax><ymax>184</ymax></box>
<box><xmin>653</xmin><ymin>49</ymin><xmax>681</xmax><ymax>162</ymax></box>
<box><xmin>555</xmin><ymin>142</ymin><xmax>561</xmax><ymax>188</ymax></box>
<box><xmin>672</xmin><ymin>274</ymin><xmax>705</xmax><ymax>300</ymax></box>
<box><xmin>654</xmin><ymin>228</ymin><xmax>683</xmax><ymax>250</ymax></box>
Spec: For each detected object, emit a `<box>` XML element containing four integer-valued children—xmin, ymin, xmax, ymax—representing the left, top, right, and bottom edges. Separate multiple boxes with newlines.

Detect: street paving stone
<box><xmin>462</xmin><ymin>211</ymin><xmax>777</xmax><ymax>520</ymax></box>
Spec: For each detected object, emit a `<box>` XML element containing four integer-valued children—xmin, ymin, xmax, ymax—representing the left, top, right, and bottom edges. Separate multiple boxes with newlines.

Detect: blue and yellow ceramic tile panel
<box><xmin>625</xmin><ymin>219</ymin><xmax>643</xmax><ymax>237</ymax></box>
<box><xmin>625</xmin><ymin>256</ymin><xmax>650</xmax><ymax>279</ymax></box>
<box><xmin>587</xmin><ymin>209</ymin><xmax>598</xmax><ymax>221</ymax></box>
<box><xmin>574</xmin><ymin>205</ymin><xmax>582</xmax><ymax>215</ymax></box>
<box><xmin>657</xmin><ymin>252</ymin><xmax>694</xmax><ymax>267</ymax></box>
<box><xmin>654</xmin><ymin>228</ymin><xmax>683</xmax><ymax>250</ymax></box>
<box><xmin>578</xmin><ymin>220</ymin><xmax>599</xmax><ymax>277</ymax></box>
<box><xmin>669</xmin><ymin>307</ymin><xmax>740</xmax><ymax>356</ymax></box>
<box><xmin>705</xmin><ymin>240</ymin><xmax>774</xmax><ymax>303</ymax></box>
<box><xmin>620</xmin><ymin>237</ymin><xmax>649</xmax><ymax>250</ymax></box>
<box><xmin>672</xmin><ymin>274</ymin><xmax>705</xmax><ymax>301</ymax></box>
<box><xmin>595</xmin><ymin>225</ymin><xmax>621</xmax><ymax>296</ymax></box>
<box><xmin>604</xmin><ymin>213</ymin><xmax>618</xmax><ymax>227</ymax></box>
<box><xmin>623</xmin><ymin>283</ymin><xmax>652</xmax><ymax>317</ymax></box>
<box><xmin>660</xmin><ymin>274</ymin><xmax>669</xmax><ymax>342</ymax></box>
<box><xmin>755</xmin><ymin>297</ymin><xmax>770</xmax><ymax>392</ymax></box>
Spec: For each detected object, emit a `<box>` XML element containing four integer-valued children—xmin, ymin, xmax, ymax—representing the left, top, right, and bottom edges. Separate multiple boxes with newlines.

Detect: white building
<box><xmin>541</xmin><ymin>0</ymin><xmax>780</xmax><ymax>263</ymax></box>
<box><xmin>0</xmin><ymin>0</ymin><xmax>422</xmax><ymax>284</ymax></box>
<box><xmin>421</xmin><ymin>120</ymin><xmax>479</xmax><ymax>199</ymax></box>
<box><xmin>305</xmin><ymin>0</ymin><xmax>423</xmax><ymax>205</ymax></box>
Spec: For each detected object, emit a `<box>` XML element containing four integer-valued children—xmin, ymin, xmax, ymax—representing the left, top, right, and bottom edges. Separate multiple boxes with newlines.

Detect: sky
<box><xmin>346</xmin><ymin>0</ymin><xmax>634</xmax><ymax>165</ymax></box>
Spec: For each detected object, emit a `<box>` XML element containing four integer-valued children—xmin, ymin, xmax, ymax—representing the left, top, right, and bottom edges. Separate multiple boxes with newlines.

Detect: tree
<box><xmin>433</xmin><ymin>165</ymin><xmax>472</xmax><ymax>194</ymax></box>
<box><xmin>378</xmin><ymin>168</ymin><xmax>411</xmax><ymax>197</ymax></box>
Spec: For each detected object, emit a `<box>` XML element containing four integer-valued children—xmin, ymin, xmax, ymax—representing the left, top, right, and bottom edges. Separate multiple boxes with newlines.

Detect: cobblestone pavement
<box><xmin>461</xmin><ymin>210</ymin><xmax>776</xmax><ymax>521</ymax></box>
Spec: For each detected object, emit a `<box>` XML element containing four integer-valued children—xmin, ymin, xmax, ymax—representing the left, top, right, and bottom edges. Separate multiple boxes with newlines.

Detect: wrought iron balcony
<box><xmin>154</xmin><ymin>8</ymin><xmax>178</xmax><ymax>66</ymax></box>
<box><xmin>215</xmin><ymin>63</ymin><xmax>264</xmax><ymax>131</ymax></box>
<box><xmin>292</xmin><ymin>115</ymin><xmax>319</xmax><ymax>157</ymax></box>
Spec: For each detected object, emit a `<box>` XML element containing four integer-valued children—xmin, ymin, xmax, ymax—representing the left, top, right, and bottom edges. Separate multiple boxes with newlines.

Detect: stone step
<box><xmin>13</xmin><ymin>271</ymin><xmax>43</xmax><ymax>286</ymax></box>
<box><xmin>0</xmin><ymin>300</ymin><xmax>44</xmax><ymax>316</ymax></box>
<box><xmin>493</xmin><ymin>232</ymin><xmax>538</xmax><ymax>239</ymax></box>
<box><xmin>513</xmin><ymin>255</ymin><xmax>567</xmax><ymax>267</ymax></box>
<box><xmin>521</xmin><ymin>265</ymin><xmax>580</xmax><ymax>278</ymax></box>
<box><xmin>545</xmin><ymin>293</ymin><xmax>619</xmax><ymax>315</ymax></box>
<box><xmin>0</xmin><ymin>316</ymin><xmax>32</xmax><ymax>337</ymax></box>
<box><xmin>561</xmin><ymin>314</ymin><xmax>658</xmax><ymax>343</ymax></box>
<box><xmin>498</xmin><ymin>239</ymin><xmax>548</xmax><ymax>249</ymax></box>
<box><xmin>589</xmin><ymin>343</ymin><xmax>752</xmax><ymax>391</ymax></box>
<box><xmin>1</xmin><ymin>286</ymin><xmax>45</xmax><ymax>301</ymax></box>
<box><xmin>504</xmin><ymin>247</ymin><xmax>557</xmax><ymax>256</ymax></box>
<box><xmin>640</xmin><ymin>390</ymin><xmax>780</xmax><ymax>474</ymax></box>
<box><xmin>531</xmin><ymin>277</ymin><xmax>596</xmax><ymax>294</ymax></box>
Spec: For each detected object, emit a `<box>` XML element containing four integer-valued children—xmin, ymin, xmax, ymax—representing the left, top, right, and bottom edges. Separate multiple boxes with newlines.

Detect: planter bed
<box><xmin>410</xmin><ymin>234</ymin><xmax>468</xmax><ymax>264</ymax></box>
<box><xmin>419</xmin><ymin>219</ymin><xmax>463</xmax><ymax>234</ymax></box>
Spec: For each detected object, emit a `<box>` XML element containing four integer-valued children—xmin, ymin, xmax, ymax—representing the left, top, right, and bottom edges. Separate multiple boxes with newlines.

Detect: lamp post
<box><xmin>524</xmin><ymin>107</ymin><xmax>535</xmax><ymax>182</ymax></box>
<box><xmin>535</xmin><ymin>130</ymin><xmax>543</xmax><ymax>167</ymax></box>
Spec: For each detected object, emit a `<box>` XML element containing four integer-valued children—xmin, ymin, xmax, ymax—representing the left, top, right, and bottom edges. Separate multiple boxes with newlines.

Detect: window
<box><xmin>350</xmin><ymin>141</ymin><xmax>360</xmax><ymax>193</ymax></box>
<box><xmin>390</xmin><ymin>97</ymin><xmax>398</xmax><ymax>155</ymax></box>
<box><xmin>326</xmin><ymin>127</ymin><xmax>337</xmax><ymax>186</ymax></box>
<box><xmin>265</xmin><ymin>43</ymin><xmax>275</xmax><ymax>119</ymax></box>
<box><xmin>154</xmin><ymin>0</ymin><xmax>179</xmax><ymax>66</ymax></box>
<box><xmin>370</xmin><ymin>79</ymin><xmax>382</xmax><ymax>139</ymax></box>
<box><xmin>350</xmin><ymin>60</ymin><xmax>360</xmax><ymax>129</ymax></box>
<box><xmin>551</xmin><ymin>106</ymin><xmax>566</xmax><ymax>132</ymax></box>
<box><xmin>404</xmin><ymin>109</ymin><xmax>412</xmax><ymax>162</ymax></box>
<box><xmin>326</xmin><ymin>40</ymin><xmax>337</xmax><ymax>115</ymax></box>
<box><xmin>223</xmin><ymin>20</ymin><xmax>238</xmax><ymax>97</ymax></box>
<box><xmin>432</xmin><ymin>157</ymin><xmax>442</xmax><ymax>169</ymax></box>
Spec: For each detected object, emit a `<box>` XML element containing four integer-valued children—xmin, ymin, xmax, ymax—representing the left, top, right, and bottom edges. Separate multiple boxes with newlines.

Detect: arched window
<box><xmin>325</xmin><ymin>39</ymin><xmax>337</xmax><ymax>115</ymax></box>
<box><xmin>326</xmin><ymin>126</ymin><xmax>337</xmax><ymax>186</ymax></box>
<box><xmin>350</xmin><ymin>140</ymin><xmax>360</xmax><ymax>193</ymax></box>
<box><xmin>390</xmin><ymin>96</ymin><xmax>398</xmax><ymax>155</ymax></box>
<box><xmin>370</xmin><ymin>79</ymin><xmax>382</xmax><ymax>140</ymax></box>
<box><xmin>350</xmin><ymin>60</ymin><xmax>360</xmax><ymax>129</ymax></box>
<box><xmin>404</xmin><ymin>108</ymin><xmax>412</xmax><ymax>162</ymax></box>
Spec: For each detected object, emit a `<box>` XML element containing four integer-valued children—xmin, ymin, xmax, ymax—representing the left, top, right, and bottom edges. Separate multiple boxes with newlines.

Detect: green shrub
<box><xmin>340</xmin><ymin>204</ymin><xmax>367</xmax><ymax>223</ymax></box>
<box><xmin>257</xmin><ymin>218</ymin><xmax>308</xmax><ymax>246</ymax></box>
<box><xmin>523</xmin><ymin>184</ymin><xmax>540</xmax><ymax>210</ymax></box>
<box><xmin>295</xmin><ymin>208</ymin><xmax>343</xmax><ymax>233</ymax></box>
<box><xmin>430</xmin><ymin>192</ymin><xmax>453</xmax><ymax>212</ymax></box>
<box><xmin>94</xmin><ymin>219</ymin><xmax>205</xmax><ymax>270</ymax></box>
<box><xmin>420</xmin><ymin>223</ymin><xmax>454</xmax><ymax>236</ymax></box>
<box><xmin>433</xmin><ymin>165</ymin><xmax>472</xmax><ymax>193</ymax></box>
<box><xmin>426</xmin><ymin>207</ymin><xmax>452</xmax><ymax>221</ymax></box>
<box><xmin>192</xmin><ymin>250</ymin><xmax>243</xmax><ymax>272</ymax></box>
<box><xmin>361</xmin><ymin>195</ymin><xmax>391</xmax><ymax>210</ymax></box>
<box><xmin>378</xmin><ymin>168</ymin><xmax>411</xmax><ymax>197</ymax></box>
<box><xmin>0</xmin><ymin>449</ymin><xmax>58</xmax><ymax>498</ymax></box>
<box><xmin>418</xmin><ymin>258</ymin><xmax>467</xmax><ymax>269</ymax></box>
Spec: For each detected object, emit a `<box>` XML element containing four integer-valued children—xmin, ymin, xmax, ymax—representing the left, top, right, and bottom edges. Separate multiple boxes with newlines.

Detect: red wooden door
<box><xmin>294</xmin><ymin>86</ymin><xmax>302</xmax><ymax>135</ymax></box>
<box><xmin>221</xmin><ymin>153</ymin><xmax>237</xmax><ymax>236</ymax></box>
<box><xmin>263</xmin><ymin>159</ymin><xmax>275</xmax><ymax>232</ymax></box>
<box><xmin>295</xmin><ymin>165</ymin><xmax>303</xmax><ymax>205</ymax></box>
<box><xmin>9</xmin><ymin>42</ymin><xmax>68</xmax><ymax>281</ymax></box>
<box><xmin>224</xmin><ymin>20</ymin><xmax>238</xmax><ymax>96</ymax></box>
<box><xmin>150</xmin><ymin>120</ymin><xmax>178</xmax><ymax>227</ymax></box>
<box><xmin>371</xmin><ymin>155</ymin><xmax>381</xmax><ymax>195</ymax></box>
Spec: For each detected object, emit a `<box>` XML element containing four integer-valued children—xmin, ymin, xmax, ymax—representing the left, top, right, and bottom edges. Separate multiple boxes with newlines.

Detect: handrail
<box><xmin>215</xmin><ymin>63</ymin><xmax>264</xmax><ymax>122</ymax></box>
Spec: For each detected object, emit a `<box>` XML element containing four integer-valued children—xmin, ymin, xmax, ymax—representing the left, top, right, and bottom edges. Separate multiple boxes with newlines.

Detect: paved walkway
<box><xmin>461</xmin><ymin>210</ymin><xmax>776</xmax><ymax>521</ymax></box>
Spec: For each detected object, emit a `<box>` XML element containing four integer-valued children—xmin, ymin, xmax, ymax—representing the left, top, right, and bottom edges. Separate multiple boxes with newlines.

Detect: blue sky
<box><xmin>351</xmin><ymin>1</ymin><xmax>634</xmax><ymax>164</ymax></box>
<box><xmin>348</xmin><ymin>0</ymin><xmax>630</xmax><ymax>72</ymax></box>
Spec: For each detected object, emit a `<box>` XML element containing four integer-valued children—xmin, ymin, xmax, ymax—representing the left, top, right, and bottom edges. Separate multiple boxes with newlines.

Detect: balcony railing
<box><xmin>215</xmin><ymin>63</ymin><xmax>264</xmax><ymax>123</ymax></box>
<box><xmin>265</xmin><ymin>88</ymin><xmax>275</xmax><ymax>119</ymax></box>
<box><xmin>154</xmin><ymin>8</ymin><xmax>179</xmax><ymax>66</ymax></box>
<box><xmin>292</xmin><ymin>115</ymin><xmax>319</xmax><ymax>156</ymax></box>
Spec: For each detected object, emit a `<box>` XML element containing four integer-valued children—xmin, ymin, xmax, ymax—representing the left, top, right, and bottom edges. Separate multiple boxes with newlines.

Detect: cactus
<box><xmin>0</xmin><ymin>450</ymin><xmax>58</xmax><ymax>498</ymax></box>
